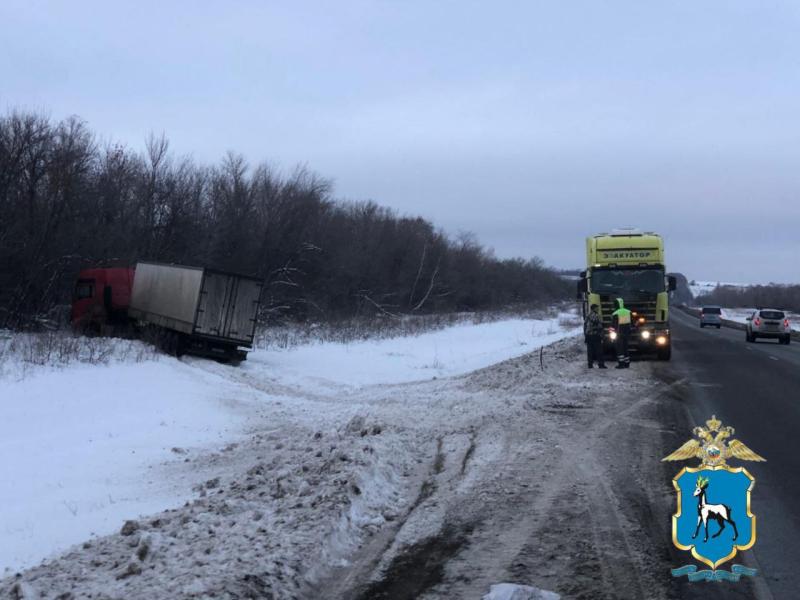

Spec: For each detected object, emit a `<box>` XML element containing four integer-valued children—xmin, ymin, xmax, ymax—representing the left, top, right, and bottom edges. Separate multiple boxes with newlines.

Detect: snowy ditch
<box><xmin>0</xmin><ymin>311</ymin><xmax>580</xmax><ymax>596</ymax></box>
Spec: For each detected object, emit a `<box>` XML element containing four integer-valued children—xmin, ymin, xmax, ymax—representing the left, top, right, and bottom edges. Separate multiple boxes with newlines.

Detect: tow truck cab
<box><xmin>577</xmin><ymin>229</ymin><xmax>676</xmax><ymax>360</ymax></box>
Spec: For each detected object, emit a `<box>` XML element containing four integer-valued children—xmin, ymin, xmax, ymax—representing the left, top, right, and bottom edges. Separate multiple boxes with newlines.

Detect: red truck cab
<box><xmin>71</xmin><ymin>267</ymin><xmax>135</xmax><ymax>331</ymax></box>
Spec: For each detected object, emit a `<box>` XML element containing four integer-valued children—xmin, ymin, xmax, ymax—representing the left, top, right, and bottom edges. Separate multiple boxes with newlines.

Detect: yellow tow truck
<box><xmin>577</xmin><ymin>229</ymin><xmax>676</xmax><ymax>360</ymax></box>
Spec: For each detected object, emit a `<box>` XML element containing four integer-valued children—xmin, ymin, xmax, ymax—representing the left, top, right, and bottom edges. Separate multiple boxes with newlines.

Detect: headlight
<box><xmin>641</xmin><ymin>330</ymin><xmax>651</xmax><ymax>340</ymax></box>
<box><xmin>609</xmin><ymin>330</ymin><xmax>618</xmax><ymax>340</ymax></box>
<box><xmin>656</xmin><ymin>336</ymin><xmax>667</xmax><ymax>345</ymax></box>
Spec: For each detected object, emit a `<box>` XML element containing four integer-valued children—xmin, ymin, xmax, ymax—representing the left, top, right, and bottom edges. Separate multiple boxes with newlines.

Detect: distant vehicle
<box><xmin>746</xmin><ymin>309</ymin><xmax>791</xmax><ymax>344</ymax></box>
<box><xmin>700</xmin><ymin>306</ymin><xmax>722</xmax><ymax>329</ymax></box>
<box><xmin>72</xmin><ymin>262</ymin><xmax>263</xmax><ymax>361</ymax></box>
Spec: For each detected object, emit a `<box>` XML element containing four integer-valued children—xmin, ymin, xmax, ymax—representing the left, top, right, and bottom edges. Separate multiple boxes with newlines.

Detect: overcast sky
<box><xmin>2</xmin><ymin>1</ymin><xmax>798</xmax><ymax>283</ymax></box>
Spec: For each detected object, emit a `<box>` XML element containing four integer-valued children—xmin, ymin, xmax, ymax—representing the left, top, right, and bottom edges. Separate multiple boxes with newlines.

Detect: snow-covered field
<box><xmin>244</xmin><ymin>316</ymin><xmax>579</xmax><ymax>394</ymax></box>
<box><xmin>688</xmin><ymin>280</ymin><xmax>746</xmax><ymax>298</ymax></box>
<box><xmin>0</xmin><ymin>312</ymin><xmax>580</xmax><ymax>577</ymax></box>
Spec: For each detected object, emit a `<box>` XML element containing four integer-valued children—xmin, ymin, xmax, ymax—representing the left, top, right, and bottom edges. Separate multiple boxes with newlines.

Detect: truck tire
<box><xmin>657</xmin><ymin>345</ymin><xmax>672</xmax><ymax>361</ymax></box>
<box><xmin>174</xmin><ymin>333</ymin><xmax>186</xmax><ymax>357</ymax></box>
<box><xmin>167</xmin><ymin>331</ymin><xmax>178</xmax><ymax>356</ymax></box>
<box><xmin>156</xmin><ymin>329</ymin><xmax>183</xmax><ymax>357</ymax></box>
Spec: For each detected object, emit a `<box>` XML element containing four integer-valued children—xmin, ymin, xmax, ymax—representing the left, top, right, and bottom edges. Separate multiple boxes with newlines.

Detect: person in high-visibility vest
<box><xmin>611</xmin><ymin>297</ymin><xmax>632</xmax><ymax>368</ymax></box>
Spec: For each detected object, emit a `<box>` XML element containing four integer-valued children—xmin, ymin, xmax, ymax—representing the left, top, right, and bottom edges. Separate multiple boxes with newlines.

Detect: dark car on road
<box><xmin>700</xmin><ymin>305</ymin><xmax>722</xmax><ymax>328</ymax></box>
<box><xmin>746</xmin><ymin>309</ymin><xmax>792</xmax><ymax>344</ymax></box>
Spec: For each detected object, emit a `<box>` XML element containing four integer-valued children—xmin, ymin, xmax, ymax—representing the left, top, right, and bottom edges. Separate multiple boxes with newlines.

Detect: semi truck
<box><xmin>576</xmin><ymin>229</ymin><xmax>676</xmax><ymax>360</ymax></box>
<box><xmin>71</xmin><ymin>262</ymin><xmax>263</xmax><ymax>361</ymax></box>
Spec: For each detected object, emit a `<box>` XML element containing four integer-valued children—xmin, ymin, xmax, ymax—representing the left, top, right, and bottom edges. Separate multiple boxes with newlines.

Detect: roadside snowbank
<box><xmin>0</xmin><ymin>332</ymin><xmax>157</xmax><ymax>381</ymax></box>
<box><xmin>0</xmin><ymin>359</ymin><xmax>259</xmax><ymax>574</ymax></box>
<box><xmin>244</xmin><ymin>314</ymin><xmax>580</xmax><ymax>393</ymax></box>
<box><xmin>0</xmin><ymin>312</ymin><xmax>580</xmax><ymax>576</ymax></box>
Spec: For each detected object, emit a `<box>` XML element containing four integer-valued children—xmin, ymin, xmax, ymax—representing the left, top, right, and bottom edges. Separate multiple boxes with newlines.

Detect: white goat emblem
<box><xmin>691</xmin><ymin>475</ymin><xmax>739</xmax><ymax>543</ymax></box>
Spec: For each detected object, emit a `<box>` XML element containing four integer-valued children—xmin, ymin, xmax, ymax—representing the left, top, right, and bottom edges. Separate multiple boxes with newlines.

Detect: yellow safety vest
<box><xmin>613</xmin><ymin>308</ymin><xmax>631</xmax><ymax>325</ymax></box>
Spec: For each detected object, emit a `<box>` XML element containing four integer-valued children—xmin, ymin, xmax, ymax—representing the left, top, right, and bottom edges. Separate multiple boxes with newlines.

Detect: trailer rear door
<box><xmin>224</xmin><ymin>277</ymin><xmax>262</xmax><ymax>343</ymax></box>
<box><xmin>194</xmin><ymin>272</ymin><xmax>262</xmax><ymax>345</ymax></box>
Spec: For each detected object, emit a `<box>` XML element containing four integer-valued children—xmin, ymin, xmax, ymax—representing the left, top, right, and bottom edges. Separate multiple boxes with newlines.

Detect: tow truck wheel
<box><xmin>657</xmin><ymin>345</ymin><xmax>671</xmax><ymax>361</ymax></box>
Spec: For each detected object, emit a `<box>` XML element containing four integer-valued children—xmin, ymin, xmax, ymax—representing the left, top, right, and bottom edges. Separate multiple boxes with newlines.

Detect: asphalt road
<box><xmin>662</xmin><ymin>309</ymin><xmax>800</xmax><ymax>599</ymax></box>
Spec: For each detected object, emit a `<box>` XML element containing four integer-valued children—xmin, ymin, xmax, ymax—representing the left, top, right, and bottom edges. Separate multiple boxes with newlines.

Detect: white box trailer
<box><xmin>129</xmin><ymin>262</ymin><xmax>263</xmax><ymax>361</ymax></box>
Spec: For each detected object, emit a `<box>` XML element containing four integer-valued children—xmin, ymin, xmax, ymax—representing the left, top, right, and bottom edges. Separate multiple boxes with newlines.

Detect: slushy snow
<box><xmin>0</xmin><ymin>313</ymin><xmax>579</xmax><ymax>574</ymax></box>
<box><xmin>483</xmin><ymin>583</ymin><xmax>561</xmax><ymax>600</ymax></box>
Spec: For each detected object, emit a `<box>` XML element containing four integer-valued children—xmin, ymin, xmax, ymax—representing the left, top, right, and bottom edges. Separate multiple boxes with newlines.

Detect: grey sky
<box><xmin>2</xmin><ymin>1</ymin><xmax>799</xmax><ymax>283</ymax></box>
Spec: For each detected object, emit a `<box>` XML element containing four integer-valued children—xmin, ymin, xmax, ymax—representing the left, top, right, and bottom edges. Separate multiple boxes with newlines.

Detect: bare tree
<box><xmin>0</xmin><ymin>109</ymin><xmax>571</xmax><ymax>328</ymax></box>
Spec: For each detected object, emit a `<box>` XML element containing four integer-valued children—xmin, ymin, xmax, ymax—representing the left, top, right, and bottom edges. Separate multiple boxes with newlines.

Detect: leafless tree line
<box><xmin>0</xmin><ymin>110</ymin><xmax>570</xmax><ymax>328</ymax></box>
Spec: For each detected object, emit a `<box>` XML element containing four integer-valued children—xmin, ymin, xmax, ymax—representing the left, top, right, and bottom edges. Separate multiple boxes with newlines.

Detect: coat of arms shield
<box><xmin>663</xmin><ymin>416</ymin><xmax>764</xmax><ymax>581</ymax></box>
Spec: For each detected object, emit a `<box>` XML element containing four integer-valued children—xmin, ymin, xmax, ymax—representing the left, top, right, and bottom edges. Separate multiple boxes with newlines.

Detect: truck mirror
<box><xmin>667</xmin><ymin>276</ymin><xmax>677</xmax><ymax>291</ymax></box>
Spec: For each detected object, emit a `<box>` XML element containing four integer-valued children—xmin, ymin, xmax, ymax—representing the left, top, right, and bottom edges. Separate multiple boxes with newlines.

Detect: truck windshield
<box><xmin>590</xmin><ymin>269</ymin><xmax>665</xmax><ymax>294</ymax></box>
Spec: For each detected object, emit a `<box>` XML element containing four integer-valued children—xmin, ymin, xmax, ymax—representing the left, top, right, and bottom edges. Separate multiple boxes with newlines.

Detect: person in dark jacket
<box><xmin>583</xmin><ymin>304</ymin><xmax>606</xmax><ymax>368</ymax></box>
<box><xmin>611</xmin><ymin>297</ymin><xmax>632</xmax><ymax>368</ymax></box>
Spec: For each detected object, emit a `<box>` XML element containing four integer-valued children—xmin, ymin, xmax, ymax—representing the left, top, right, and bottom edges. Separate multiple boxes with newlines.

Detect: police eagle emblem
<box><xmin>662</xmin><ymin>415</ymin><xmax>764</xmax><ymax>581</ymax></box>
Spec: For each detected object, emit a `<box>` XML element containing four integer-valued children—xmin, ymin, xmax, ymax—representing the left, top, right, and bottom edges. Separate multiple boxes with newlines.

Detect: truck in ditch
<box><xmin>576</xmin><ymin>229</ymin><xmax>676</xmax><ymax>360</ymax></box>
<box><xmin>71</xmin><ymin>262</ymin><xmax>263</xmax><ymax>361</ymax></box>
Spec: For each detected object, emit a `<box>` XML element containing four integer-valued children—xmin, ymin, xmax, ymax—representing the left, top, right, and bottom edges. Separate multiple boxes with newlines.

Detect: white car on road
<box><xmin>746</xmin><ymin>309</ymin><xmax>792</xmax><ymax>344</ymax></box>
